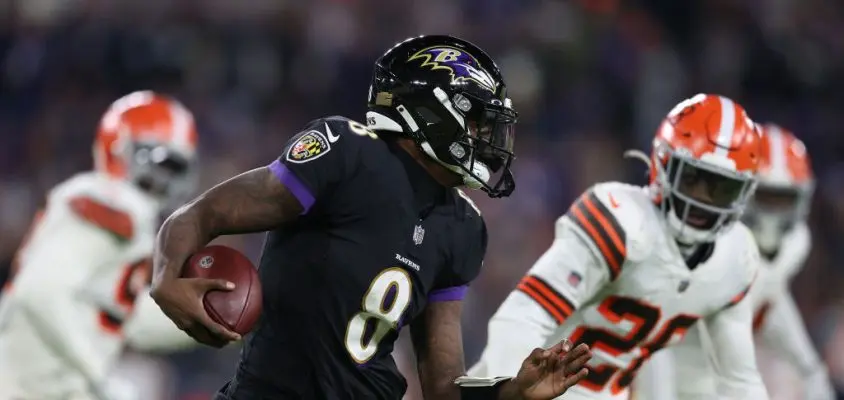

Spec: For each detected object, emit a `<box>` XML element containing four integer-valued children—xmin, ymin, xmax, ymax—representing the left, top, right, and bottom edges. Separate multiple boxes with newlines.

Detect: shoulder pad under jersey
<box><xmin>48</xmin><ymin>172</ymin><xmax>159</xmax><ymax>242</ymax></box>
<box><xmin>557</xmin><ymin>181</ymin><xmax>653</xmax><ymax>281</ymax></box>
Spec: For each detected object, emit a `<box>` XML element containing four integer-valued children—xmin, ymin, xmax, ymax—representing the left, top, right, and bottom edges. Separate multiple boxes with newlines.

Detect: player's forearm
<box><xmin>414</xmin><ymin>333</ymin><xmax>464</xmax><ymax>399</ymax></box>
<box><xmin>706</xmin><ymin>304</ymin><xmax>770</xmax><ymax>399</ymax></box>
<box><xmin>154</xmin><ymin>203</ymin><xmax>214</xmax><ymax>282</ymax></box>
<box><xmin>477</xmin><ymin>295</ymin><xmax>558</xmax><ymax>377</ymax></box>
<box><xmin>412</xmin><ymin>300</ymin><xmax>466</xmax><ymax>400</ymax></box>
<box><xmin>419</xmin><ymin>367</ymin><xmax>463</xmax><ymax>400</ymax></box>
<box><xmin>759</xmin><ymin>294</ymin><xmax>823</xmax><ymax>374</ymax></box>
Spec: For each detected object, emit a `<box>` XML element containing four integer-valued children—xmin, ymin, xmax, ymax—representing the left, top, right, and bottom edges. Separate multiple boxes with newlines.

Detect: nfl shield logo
<box><xmin>678</xmin><ymin>280</ymin><xmax>690</xmax><ymax>293</ymax></box>
<box><xmin>413</xmin><ymin>225</ymin><xmax>425</xmax><ymax>245</ymax></box>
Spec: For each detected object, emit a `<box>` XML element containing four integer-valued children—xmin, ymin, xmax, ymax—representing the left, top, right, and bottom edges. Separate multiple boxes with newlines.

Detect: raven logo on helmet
<box><xmin>407</xmin><ymin>46</ymin><xmax>498</xmax><ymax>93</ymax></box>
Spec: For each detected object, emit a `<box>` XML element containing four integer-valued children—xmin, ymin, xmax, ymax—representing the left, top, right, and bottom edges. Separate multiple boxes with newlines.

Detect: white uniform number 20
<box><xmin>344</xmin><ymin>267</ymin><xmax>412</xmax><ymax>364</ymax></box>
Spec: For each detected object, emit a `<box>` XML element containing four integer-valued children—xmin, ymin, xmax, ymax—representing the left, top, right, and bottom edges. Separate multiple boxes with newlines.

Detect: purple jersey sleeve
<box><xmin>269</xmin><ymin>160</ymin><xmax>316</xmax><ymax>214</ymax></box>
<box><xmin>270</xmin><ymin>118</ymin><xmax>357</xmax><ymax>215</ymax></box>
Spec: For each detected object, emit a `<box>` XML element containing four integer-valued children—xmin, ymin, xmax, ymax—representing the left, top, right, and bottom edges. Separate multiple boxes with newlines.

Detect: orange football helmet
<box><xmin>93</xmin><ymin>91</ymin><xmax>198</xmax><ymax>208</ymax></box>
<box><xmin>643</xmin><ymin>94</ymin><xmax>763</xmax><ymax>244</ymax></box>
<box><xmin>743</xmin><ymin>124</ymin><xmax>814</xmax><ymax>253</ymax></box>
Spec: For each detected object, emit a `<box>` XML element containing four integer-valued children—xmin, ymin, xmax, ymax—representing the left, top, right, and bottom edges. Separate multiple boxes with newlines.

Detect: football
<box><xmin>182</xmin><ymin>245</ymin><xmax>262</xmax><ymax>335</ymax></box>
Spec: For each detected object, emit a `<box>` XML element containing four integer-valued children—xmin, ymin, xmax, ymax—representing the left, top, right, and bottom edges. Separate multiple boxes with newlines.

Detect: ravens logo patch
<box><xmin>285</xmin><ymin>130</ymin><xmax>331</xmax><ymax>163</ymax></box>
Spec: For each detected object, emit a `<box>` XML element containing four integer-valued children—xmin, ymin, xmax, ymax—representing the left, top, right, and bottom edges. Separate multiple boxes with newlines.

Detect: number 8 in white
<box><xmin>344</xmin><ymin>267</ymin><xmax>412</xmax><ymax>364</ymax></box>
<box><xmin>347</xmin><ymin>120</ymin><xmax>379</xmax><ymax>140</ymax></box>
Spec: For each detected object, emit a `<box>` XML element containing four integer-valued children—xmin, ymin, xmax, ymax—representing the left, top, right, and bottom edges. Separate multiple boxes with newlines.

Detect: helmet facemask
<box><xmin>124</xmin><ymin>139</ymin><xmax>198</xmax><ymax>211</ymax></box>
<box><xmin>742</xmin><ymin>182</ymin><xmax>814</xmax><ymax>253</ymax></box>
<box><xmin>655</xmin><ymin>144</ymin><xmax>758</xmax><ymax>244</ymax></box>
<box><xmin>366</xmin><ymin>36</ymin><xmax>518</xmax><ymax>198</ymax></box>
<box><xmin>370</xmin><ymin>82</ymin><xmax>517</xmax><ymax>197</ymax></box>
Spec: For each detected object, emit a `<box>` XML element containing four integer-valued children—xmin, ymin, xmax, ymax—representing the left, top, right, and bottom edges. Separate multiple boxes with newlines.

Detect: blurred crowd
<box><xmin>0</xmin><ymin>0</ymin><xmax>843</xmax><ymax>398</ymax></box>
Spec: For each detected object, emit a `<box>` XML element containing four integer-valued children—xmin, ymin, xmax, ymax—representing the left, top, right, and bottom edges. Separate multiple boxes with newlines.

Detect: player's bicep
<box><xmin>188</xmin><ymin>165</ymin><xmax>303</xmax><ymax>236</ymax></box>
<box><xmin>411</xmin><ymin>300</ymin><xmax>465</xmax><ymax>399</ymax></box>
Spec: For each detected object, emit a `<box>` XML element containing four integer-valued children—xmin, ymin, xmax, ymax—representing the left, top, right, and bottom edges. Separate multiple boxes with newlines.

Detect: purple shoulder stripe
<box><xmin>269</xmin><ymin>160</ymin><xmax>315</xmax><ymax>215</ymax></box>
<box><xmin>429</xmin><ymin>285</ymin><xmax>468</xmax><ymax>302</ymax></box>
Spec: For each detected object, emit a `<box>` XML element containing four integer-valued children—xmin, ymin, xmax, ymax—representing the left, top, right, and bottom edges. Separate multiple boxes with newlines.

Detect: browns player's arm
<box><xmin>706</xmin><ymin>233</ymin><xmax>769</xmax><ymax>399</ymax></box>
<box><xmin>470</xmin><ymin>188</ymin><xmax>622</xmax><ymax>378</ymax></box>
<box><xmin>154</xmin><ymin>166</ymin><xmax>302</xmax><ymax>282</ymax></box>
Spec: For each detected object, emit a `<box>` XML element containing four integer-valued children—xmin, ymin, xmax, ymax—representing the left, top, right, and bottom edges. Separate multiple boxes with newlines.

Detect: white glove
<box><xmin>803</xmin><ymin>366</ymin><xmax>836</xmax><ymax>400</ymax></box>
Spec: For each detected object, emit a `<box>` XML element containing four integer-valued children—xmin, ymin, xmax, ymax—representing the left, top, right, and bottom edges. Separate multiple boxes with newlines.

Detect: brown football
<box><xmin>183</xmin><ymin>245</ymin><xmax>262</xmax><ymax>335</ymax></box>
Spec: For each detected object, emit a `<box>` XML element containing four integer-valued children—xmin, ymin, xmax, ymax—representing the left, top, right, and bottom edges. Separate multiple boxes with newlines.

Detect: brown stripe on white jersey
<box><xmin>516</xmin><ymin>275</ymin><xmax>576</xmax><ymax>324</ymax></box>
<box><xmin>565</xmin><ymin>191</ymin><xmax>627</xmax><ymax>280</ymax></box>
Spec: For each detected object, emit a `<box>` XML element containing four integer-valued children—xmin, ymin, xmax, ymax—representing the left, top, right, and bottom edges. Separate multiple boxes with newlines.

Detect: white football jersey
<box><xmin>0</xmin><ymin>172</ymin><xmax>194</xmax><ymax>400</ymax></box>
<box><xmin>469</xmin><ymin>182</ymin><xmax>768</xmax><ymax>400</ymax></box>
<box><xmin>636</xmin><ymin>222</ymin><xmax>824</xmax><ymax>400</ymax></box>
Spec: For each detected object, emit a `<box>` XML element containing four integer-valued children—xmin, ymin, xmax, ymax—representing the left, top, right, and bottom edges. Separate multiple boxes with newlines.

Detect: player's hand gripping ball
<box><xmin>182</xmin><ymin>245</ymin><xmax>263</xmax><ymax>335</ymax></box>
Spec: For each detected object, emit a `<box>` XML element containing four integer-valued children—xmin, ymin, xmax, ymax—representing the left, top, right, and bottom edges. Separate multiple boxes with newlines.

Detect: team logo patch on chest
<box><xmin>285</xmin><ymin>130</ymin><xmax>331</xmax><ymax>163</ymax></box>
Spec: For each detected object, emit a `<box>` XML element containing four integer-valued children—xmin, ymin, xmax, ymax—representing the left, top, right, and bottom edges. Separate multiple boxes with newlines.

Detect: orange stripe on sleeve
<box><xmin>68</xmin><ymin>196</ymin><xmax>134</xmax><ymax>240</ymax></box>
<box><xmin>565</xmin><ymin>191</ymin><xmax>627</xmax><ymax>279</ymax></box>
<box><xmin>723</xmin><ymin>271</ymin><xmax>757</xmax><ymax>311</ymax></box>
<box><xmin>728</xmin><ymin>285</ymin><xmax>751</xmax><ymax>306</ymax></box>
<box><xmin>516</xmin><ymin>275</ymin><xmax>576</xmax><ymax>324</ymax></box>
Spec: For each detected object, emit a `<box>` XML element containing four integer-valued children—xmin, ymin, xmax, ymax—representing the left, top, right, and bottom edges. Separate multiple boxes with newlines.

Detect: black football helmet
<box><xmin>367</xmin><ymin>35</ymin><xmax>518</xmax><ymax>198</ymax></box>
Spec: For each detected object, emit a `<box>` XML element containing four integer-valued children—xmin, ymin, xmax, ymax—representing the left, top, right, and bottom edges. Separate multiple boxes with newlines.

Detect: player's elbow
<box><xmin>165</xmin><ymin>200</ymin><xmax>208</xmax><ymax>233</ymax></box>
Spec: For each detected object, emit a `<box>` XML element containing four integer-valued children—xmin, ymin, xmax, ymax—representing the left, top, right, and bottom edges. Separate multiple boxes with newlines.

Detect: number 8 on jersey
<box><xmin>344</xmin><ymin>268</ymin><xmax>412</xmax><ymax>363</ymax></box>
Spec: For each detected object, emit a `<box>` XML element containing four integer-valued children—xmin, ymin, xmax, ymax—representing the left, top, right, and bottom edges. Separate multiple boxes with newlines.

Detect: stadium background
<box><xmin>0</xmin><ymin>0</ymin><xmax>842</xmax><ymax>398</ymax></box>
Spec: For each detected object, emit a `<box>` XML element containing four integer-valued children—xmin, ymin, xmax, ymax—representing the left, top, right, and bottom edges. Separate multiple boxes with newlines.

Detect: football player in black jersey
<box><xmin>151</xmin><ymin>35</ymin><xmax>591</xmax><ymax>400</ymax></box>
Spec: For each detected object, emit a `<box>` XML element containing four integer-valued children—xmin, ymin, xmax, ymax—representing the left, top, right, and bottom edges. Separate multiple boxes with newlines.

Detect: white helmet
<box><xmin>743</xmin><ymin>124</ymin><xmax>814</xmax><ymax>254</ymax></box>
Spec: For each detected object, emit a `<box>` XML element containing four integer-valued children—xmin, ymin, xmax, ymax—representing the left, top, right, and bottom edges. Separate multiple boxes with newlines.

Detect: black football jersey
<box><xmin>217</xmin><ymin>116</ymin><xmax>487</xmax><ymax>400</ymax></box>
